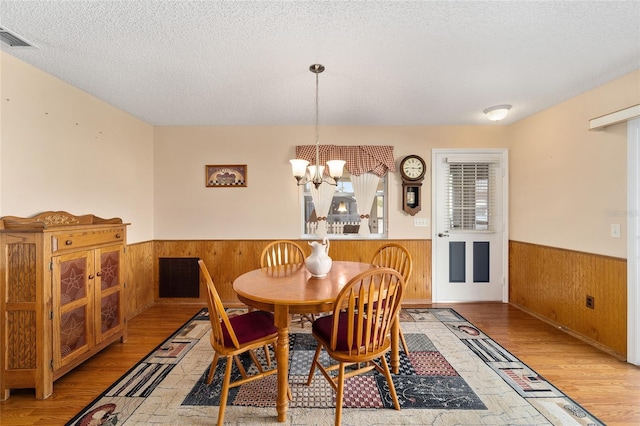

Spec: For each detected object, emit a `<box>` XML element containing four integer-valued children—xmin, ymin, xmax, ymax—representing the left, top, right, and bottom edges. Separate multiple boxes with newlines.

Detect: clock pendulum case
<box><xmin>400</xmin><ymin>155</ymin><xmax>426</xmax><ymax>216</ymax></box>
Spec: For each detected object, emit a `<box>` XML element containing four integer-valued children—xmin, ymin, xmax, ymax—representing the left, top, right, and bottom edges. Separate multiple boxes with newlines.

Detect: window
<box><xmin>446</xmin><ymin>162</ymin><xmax>496</xmax><ymax>231</ymax></box>
<box><xmin>294</xmin><ymin>145</ymin><xmax>394</xmax><ymax>239</ymax></box>
<box><xmin>301</xmin><ymin>172</ymin><xmax>387</xmax><ymax>238</ymax></box>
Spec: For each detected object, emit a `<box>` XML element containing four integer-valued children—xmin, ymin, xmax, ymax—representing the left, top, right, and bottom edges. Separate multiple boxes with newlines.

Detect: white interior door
<box><xmin>432</xmin><ymin>149</ymin><xmax>508</xmax><ymax>302</ymax></box>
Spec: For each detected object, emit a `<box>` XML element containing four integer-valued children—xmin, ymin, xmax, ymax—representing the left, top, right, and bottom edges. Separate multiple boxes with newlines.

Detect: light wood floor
<box><xmin>1</xmin><ymin>302</ymin><xmax>639</xmax><ymax>425</ymax></box>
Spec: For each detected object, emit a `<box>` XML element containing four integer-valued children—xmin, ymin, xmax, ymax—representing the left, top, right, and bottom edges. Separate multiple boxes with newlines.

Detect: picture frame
<box><xmin>206</xmin><ymin>164</ymin><xmax>247</xmax><ymax>187</ymax></box>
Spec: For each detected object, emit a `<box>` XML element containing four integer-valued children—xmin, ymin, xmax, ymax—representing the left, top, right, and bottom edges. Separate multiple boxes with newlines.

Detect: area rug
<box><xmin>66</xmin><ymin>308</ymin><xmax>604</xmax><ymax>425</ymax></box>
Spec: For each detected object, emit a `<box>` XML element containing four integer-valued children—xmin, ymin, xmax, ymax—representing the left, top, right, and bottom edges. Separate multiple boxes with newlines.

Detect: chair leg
<box><xmin>248</xmin><ymin>350</ymin><xmax>265</xmax><ymax>374</ymax></box>
<box><xmin>233</xmin><ymin>355</ymin><xmax>248</xmax><ymax>378</ymax></box>
<box><xmin>399</xmin><ymin>329</ymin><xmax>410</xmax><ymax>354</ymax></box>
<box><xmin>217</xmin><ymin>357</ymin><xmax>234</xmax><ymax>426</ymax></box>
<box><xmin>207</xmin><ymin>353</ymin><xmax>220</xmax><ymax>384</ymax></box>
<box><xmin>335</xmin><ymin>362</ymin><xmax>346</xmax><ymax>426</ymax></box>
<box><xmin>306</xmin><ymin>344</ymin><xmax>323</xmax><ymax>385</ymax></box>
<box><xmin>263</xmin><ymin>344</ymin><xmax>272</xmax><ymax>367</ymax></box>
<box><xmin>300</xmin><ymin>313</ymin><xmax>315</xmax><ymax>327</ymax></box>
<box><xmin>379</xmin><ymin>354</ymin><xmax>401</xmax><ymax>411</ymax></box>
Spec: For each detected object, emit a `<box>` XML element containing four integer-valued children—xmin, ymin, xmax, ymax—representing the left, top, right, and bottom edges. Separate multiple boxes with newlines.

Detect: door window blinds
<box><xmin>445</xmin><ymin>161</ymin><xmax>497</xmax><ymax>231</ymax></box>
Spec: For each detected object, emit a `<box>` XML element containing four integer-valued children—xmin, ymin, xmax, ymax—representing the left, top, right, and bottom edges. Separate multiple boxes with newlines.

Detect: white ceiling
<box><xmin>1</xmin><ymin>1</ymin><xmax>639</xmax><ymax>126</ymax></box>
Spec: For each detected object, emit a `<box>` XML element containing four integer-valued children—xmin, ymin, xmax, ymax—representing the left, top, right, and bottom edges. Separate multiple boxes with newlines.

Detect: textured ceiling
<box><xmin>1</xmin><ymin>1</ymin><xmax>639</xmax><ymax>126</ymax></box>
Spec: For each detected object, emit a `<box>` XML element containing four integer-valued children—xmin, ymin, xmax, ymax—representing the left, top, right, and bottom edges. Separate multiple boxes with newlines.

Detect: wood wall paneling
<box><xmin>123</xmin><ymin>241</ymin><xmax>155</xmax><ymax>318</ymax></box>
<box><xmin>509</xmin><ymin>241</ymin><xmax>627</xmax><ymax>358</ymax></box>
<box><xmin>152</xmin><ymin>239</ymin><xmax>432</xmax><ymax>305</ymax></box>
<box><xmin>122</xmin><ymin>239</ymin><xmax>626</xmax><ymax>359</ymax></box>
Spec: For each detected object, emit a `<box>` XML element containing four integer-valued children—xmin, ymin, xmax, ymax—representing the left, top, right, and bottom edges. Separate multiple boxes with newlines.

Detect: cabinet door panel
<box><xmin>53</xmin><ymin>251</ymin><xmax>94</xmax><ymax>369</ymax></box>
<box><xmin>58</xmin><ymin>256</ymin><xmax>88</xmax><ymax>305</ymax></box>
<box><xmin>99</xmin><ymin>249</ymin><xmax>120</xmax><ymax>290</ymax></box>
<box><xmin>60</xmin><ymin>305</ymin><xmax>88</xmax><ymax>357</ymax></box>
<box><xmin>100</xmin><ymin>292</ymin><xmax>121</xmax><ymax>334</ymax></box>
<box><xmin>95</xmin><ymin>246</ymin><xmax>124</xmax><ymax>343</ymax></box>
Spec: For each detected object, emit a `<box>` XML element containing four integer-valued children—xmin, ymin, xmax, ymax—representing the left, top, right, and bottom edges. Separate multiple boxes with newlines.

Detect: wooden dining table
<box><xmin>233</xmin><ymin>260</ymin><xmax>402</xmax><ymax>423</ymax></box>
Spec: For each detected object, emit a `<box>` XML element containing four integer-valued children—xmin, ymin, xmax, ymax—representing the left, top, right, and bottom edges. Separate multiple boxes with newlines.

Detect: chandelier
<box><xmin>290</xmin><ymin>64</ymin><xmax>345</xmax><ymax>189</ymax></box>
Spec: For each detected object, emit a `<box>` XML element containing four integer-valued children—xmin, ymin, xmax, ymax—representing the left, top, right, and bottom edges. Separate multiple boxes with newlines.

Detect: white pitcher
<box><xmin>305</xmin><ymin>237</ymin><xmax>332</xmax><ymax>278</ymax></box>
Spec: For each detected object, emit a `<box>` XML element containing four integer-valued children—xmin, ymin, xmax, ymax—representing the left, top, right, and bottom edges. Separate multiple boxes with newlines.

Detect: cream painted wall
<box><xmin>0</xmin><ymin>52</ymin><xmax>155</xmax><ymax>243</ymax></box>
<box><xmin>2</xmin><ymin>49</ymin><xmax>635</xmax><ymax>257</ymax></box>
<box><xmin>153</xmin><ymin>125</ymin><xmax>507</xmax><ymax>239</ymax></box>
<box><xmin>508</xmin><ymin>70</ymin><xmax>640</xmax><ymax>258</ymax></box>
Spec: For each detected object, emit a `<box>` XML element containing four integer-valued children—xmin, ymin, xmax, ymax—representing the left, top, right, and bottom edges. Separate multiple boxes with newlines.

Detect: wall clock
<box><xmin>400</xmin><ymin>155</ymin><xmax>426</xmax><ymax>216</ymax></box>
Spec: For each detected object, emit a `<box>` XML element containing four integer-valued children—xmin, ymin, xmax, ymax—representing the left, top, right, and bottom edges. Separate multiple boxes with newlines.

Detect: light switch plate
<box><xmin>611</xmin><ymin>223</ymin><xmax>621</xmax><ymax>238</ymax></box>
<box><xmin>414</xmin><ymin>218</ymin><xmax>429</xmax><ymax>227</ymax></box>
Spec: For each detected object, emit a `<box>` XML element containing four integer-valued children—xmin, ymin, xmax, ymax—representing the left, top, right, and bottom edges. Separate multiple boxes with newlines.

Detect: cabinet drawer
<box><xmin>52</xmin><ymin>227</ymin><xmax>125</xmax><ymax>253</ymax></box>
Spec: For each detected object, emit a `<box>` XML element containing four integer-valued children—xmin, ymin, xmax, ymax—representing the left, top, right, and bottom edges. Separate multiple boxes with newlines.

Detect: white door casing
<box><xmin>432</xmin><ymin>149</ymin><xmax>508</xmax><ymax>303</ymax></box>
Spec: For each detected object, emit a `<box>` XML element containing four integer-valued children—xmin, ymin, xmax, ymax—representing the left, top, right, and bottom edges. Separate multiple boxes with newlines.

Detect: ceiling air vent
<box><xmin>0</xmin><ymin>27</ymin><xmax>34</xmax><ymax>48</ymax></box>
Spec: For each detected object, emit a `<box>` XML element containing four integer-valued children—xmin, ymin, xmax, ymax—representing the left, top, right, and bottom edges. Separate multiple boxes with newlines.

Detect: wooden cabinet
<box><xmin>0</xmin><ymin>212</ymin><xmax>128</xmax><ymax>400</ymax></box>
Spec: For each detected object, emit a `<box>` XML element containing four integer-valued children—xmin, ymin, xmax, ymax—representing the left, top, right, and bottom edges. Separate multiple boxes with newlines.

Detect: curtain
<box><xmin>295</xmin><ymin>145</ymin><xmax>395</xmax><ymax>177</ymax></box>
<box><xmin>350</xmin><ymin>172</ymin><xmax>380</xmax><ymax>236</ymax></box>
<box><xmin>310</xmin><ymin>182</ymin><xmax>336</xmax><ymax>238</ymax></box>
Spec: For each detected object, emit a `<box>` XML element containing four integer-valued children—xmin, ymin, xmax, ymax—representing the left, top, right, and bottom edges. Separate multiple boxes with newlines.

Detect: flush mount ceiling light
<box><xmin>483</xmin><ymin>104</ymin><xmax>512</xmax><ymax>121</ymax></box>
<box><xmin>290</xmin><ymin>64</ymin><xmax>345</xmax><ymax>189</ymax></box>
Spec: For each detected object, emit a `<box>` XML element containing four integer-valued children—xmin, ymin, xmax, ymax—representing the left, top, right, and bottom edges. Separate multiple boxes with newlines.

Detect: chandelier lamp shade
<box><xmin>290</xmin><ymin>64</ymin><xmax>345</xmax><ymax>189</ymax></box>
<box><xmin>483</xmin><ymin>104</ymin><xmax>512</xmax><ymax>121</ymax></box>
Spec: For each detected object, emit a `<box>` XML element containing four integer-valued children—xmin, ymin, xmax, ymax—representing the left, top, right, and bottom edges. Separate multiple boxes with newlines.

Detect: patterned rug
<box><xmin>66</xmin><ymin>308</ymin><xmax>604</xmax><ymax>425</ymax></box>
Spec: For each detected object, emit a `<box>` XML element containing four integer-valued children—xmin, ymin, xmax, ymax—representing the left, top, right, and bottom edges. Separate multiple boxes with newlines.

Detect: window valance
<box><xmin>295</xmin><ymin>145</ymin><xmax>396</xmax><ymax>177</ymax></box>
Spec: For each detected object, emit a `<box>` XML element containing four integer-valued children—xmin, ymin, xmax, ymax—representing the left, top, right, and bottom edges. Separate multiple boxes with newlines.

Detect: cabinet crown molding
<box><xmin>0</xmin><ymin>211</ymin><xmax>125</xmax><ymax>230</ymax></box>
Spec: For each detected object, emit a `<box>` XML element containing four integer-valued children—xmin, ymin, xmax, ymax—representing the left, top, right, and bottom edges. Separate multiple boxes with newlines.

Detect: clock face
<box><xmin>401</xmin><ymin>156</ymin><xmax>426</xmax><ymax>180</ymax></box>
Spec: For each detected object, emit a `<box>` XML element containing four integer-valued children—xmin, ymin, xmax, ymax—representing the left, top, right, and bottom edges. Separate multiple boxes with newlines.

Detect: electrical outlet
<box><xmin>586</xmin><ymin>295</ymin><xmax>595</xmax><ymax>309</ymax></box>
<box><xmin>413</xmin><ymin>218</ymin><xmax>429</xmax><ymax>227</ymax></box>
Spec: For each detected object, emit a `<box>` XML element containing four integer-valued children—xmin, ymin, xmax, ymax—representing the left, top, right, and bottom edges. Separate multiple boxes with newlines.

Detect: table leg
<box><xmin>391</xmin><ymin>313</ymin><xmax>400</xmax><ymax>374</ymax></box>
<box><xmin>274</xmin><ymin>305</ymin><xmax>290</xmax><ymax>422</ymax></box>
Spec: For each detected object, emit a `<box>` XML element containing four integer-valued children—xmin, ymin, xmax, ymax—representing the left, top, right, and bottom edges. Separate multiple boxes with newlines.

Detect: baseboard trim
<box><xmin>510</xmin><ymin>302</ymin><xmax>626</xmax><ymax>362</ymax></box>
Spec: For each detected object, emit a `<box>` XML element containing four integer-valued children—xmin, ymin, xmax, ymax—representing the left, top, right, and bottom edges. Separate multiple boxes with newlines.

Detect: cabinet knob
<box><xmin>115</xmin><ymin>234</ymin><xmax>121</xmax><ymax>239</ymax></box>
<box><xmin>96</xmin><ymin>271</ymin><xmax>102</xmax><ymax>276</ymax></box>
<box><xmin>65</xmin><ymin>240</ymin><xmax>73</xmax><ymax>245</ymax></box>
<box><xmin>88</xmin><ymin>274</ymin><xmax>95</xmax><ymax>279</ymax></box>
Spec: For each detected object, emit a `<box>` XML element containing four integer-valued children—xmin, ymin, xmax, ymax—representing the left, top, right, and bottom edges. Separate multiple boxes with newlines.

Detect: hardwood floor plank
<box><xmin>0</xmin><ymin>302</ymin><xmax>638</xmax><ymax>425</ymax></box>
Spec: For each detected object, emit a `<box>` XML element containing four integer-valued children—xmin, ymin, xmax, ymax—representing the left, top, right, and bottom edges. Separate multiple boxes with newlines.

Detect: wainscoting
<box><xmin>152</xmin><ymin>239</ymin><xmax>432</xmax><ymax>304</ymax></box>
<box><xmin>123</xmin><ymin>239</ymin><xmax>627</xmax><ymax>358</ymax></box>
<box><xmin>123</xmin><ymin>240</ymin><xmax>431</xmax><ymax>311</ymax></box>
<box><xmin>123</xmin><ymin>241</ymin><xmax>155</xmax><ymax>318</ymax></box>
<box><xmin>509</xmin><ymin>241</ymin><xmax>627</xmax><ymax>359</ymax></box>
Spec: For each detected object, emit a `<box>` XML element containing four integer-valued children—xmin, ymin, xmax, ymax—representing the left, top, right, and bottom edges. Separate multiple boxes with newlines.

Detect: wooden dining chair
<box><xmin>198</xmin><ymin>260</ymin><xmax>279</xmax><ymax>426</ymax></box>
<box><xmin>260</xmin><ymin>240</ymin><xmax>306</xmax><ymax>268</ymax></box>
<box><xmin>371</xmin><ymin>243</ymin><xmax>412</xmax><ymax>354</ymax></box>
<box><xmin>306</xmin><ymin>267</ymin><xmax>405</xmax><ymax>426</ymax></box>
<box><xmin>260</xmin><ymin>240</ymin><xmax>314</xmax><ymax>326</ymax></box>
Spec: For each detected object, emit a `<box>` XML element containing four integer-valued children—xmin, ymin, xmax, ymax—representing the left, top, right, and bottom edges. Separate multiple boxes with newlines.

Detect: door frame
<box><xmin>431</xmin><ymin>148</ymin><xmax>509</xmax><ymax>303</ymax></box>
<box><xmin>627</xmin><ymin>118</ymin><xmax>639</xmax><ymax>366</ymax></box>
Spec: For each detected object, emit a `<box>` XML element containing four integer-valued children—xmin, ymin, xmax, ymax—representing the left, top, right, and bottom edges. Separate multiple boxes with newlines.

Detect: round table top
<box><xmin>233</xmin><ymin>261</ymin><xmax>376</xmax><ymax>311</ymax></box>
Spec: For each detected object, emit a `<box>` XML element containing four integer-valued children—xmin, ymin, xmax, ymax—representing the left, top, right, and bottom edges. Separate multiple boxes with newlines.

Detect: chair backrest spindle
<box><xmin>329</xmin><ymin>268</ymin><xmax>404</xmax><ymax>357</ymax></box>
<box><xmin>261</xmin><ymin>240</ymin><xmax>306</xmax><ymax>268</ymax></box>
<box><xmin>371</xmin><ymin>243</ymin><xmax>412</xmax><ymax>284</ymax></box>
<box><xmin>199</xmin><ymin>260</ymin><xmax>241</xmax><ymax>350</ymax></box>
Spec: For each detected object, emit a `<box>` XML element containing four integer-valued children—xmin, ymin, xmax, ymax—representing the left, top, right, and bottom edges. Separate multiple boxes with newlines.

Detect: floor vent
<box><xmin>159</xmin><ymin>257</ymin><xmax>200</xmax><ymax>298</ymax></box>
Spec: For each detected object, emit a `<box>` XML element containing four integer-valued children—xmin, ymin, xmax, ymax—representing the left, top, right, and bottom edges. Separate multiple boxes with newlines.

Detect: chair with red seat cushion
<box><xmin>306</xmin><ymin>267</ymin><xmax>405</xmax><ymax>426</ymax></box>
<box><xmin>371</xmin><ymin>243</ymin><xmax>412</xmax><ymax>354</ymax></box>
<box><xmin>198</xmin><ymin>260</ymin><xmax>279</xmax><ymax>426</ymax></box>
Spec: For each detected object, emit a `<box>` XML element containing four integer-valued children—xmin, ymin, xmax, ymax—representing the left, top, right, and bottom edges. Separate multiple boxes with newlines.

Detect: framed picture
<box><xmin>206</xmin><ymin>164</ymin><xmax>247</xmax><ymax>187</ymax></box>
